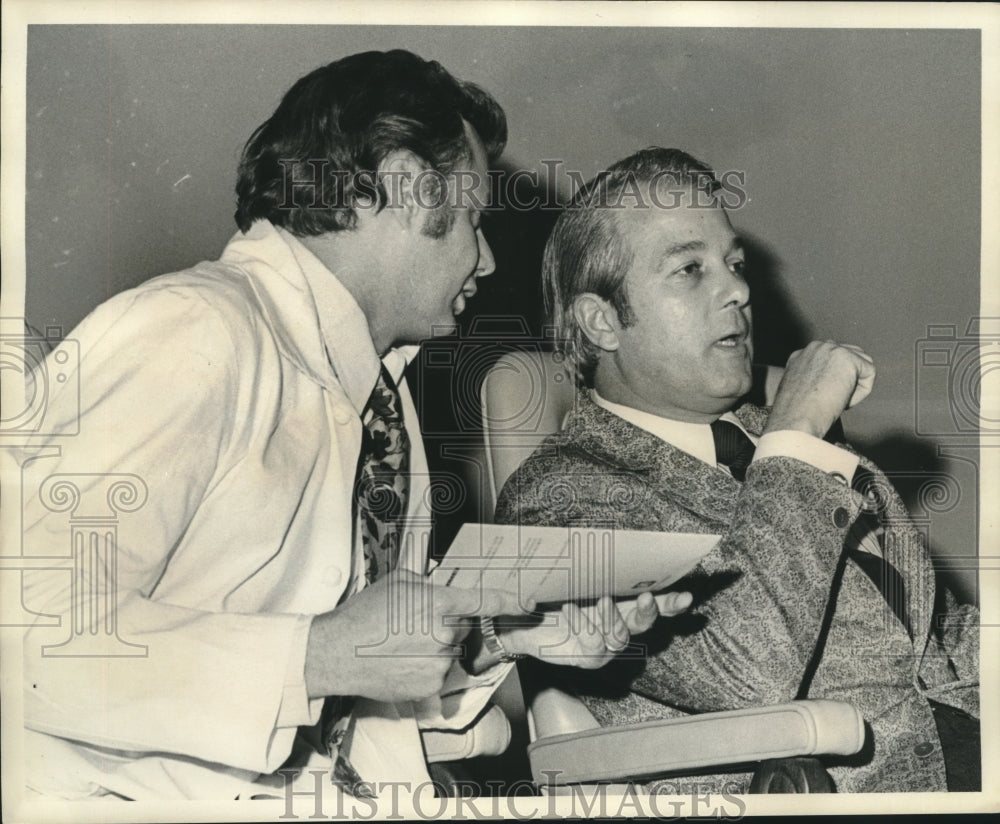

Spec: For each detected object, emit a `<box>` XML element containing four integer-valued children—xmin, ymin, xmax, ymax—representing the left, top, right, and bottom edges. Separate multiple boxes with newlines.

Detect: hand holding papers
<box><xmin>435</xmin><ymin>524</ymin><xmax>713</xmax><ymax>669</ymax></box>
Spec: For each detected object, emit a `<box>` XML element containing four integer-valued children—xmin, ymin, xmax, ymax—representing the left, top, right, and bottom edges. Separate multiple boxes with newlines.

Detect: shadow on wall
<box><xmin>851</xmin><ymin>432</ymin><xmax>974</xmax><ymax>603</ymax></box>
<box><xmin>735</xmin><ymin>238</ymin><xmax>972</xmax><ymax>600</ymax></box>
<box><xmin>742</xmin><ymin>233</ymin><xmax>812</xmax><ymax>369</ymax></box>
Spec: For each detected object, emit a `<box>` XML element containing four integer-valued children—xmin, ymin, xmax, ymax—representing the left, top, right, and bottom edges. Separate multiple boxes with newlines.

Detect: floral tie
<box><xmin>324</xmin><ymin>364</ymin><xmax>411</xmax><ymax>796</ymax></box>
<box><xmin>356</xmin><ymin>365</ymin><xmax>411</xmax><ymax>581</ymax></box>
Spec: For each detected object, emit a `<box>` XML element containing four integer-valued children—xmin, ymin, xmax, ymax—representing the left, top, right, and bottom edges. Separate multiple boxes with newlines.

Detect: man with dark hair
<box><xmin>19</xmin><ymin>52</ymin><xmax>683</xmax><ymax>801</ymax></box>
<box><xmin>233</xmin><ymin>50</ymin><xmax>507</xmax><ymax>239</ymax></box>
<box><xmin>496</xmin><ymin>147</ymin><xmax>980</xmax><ymax>793</ymax></box>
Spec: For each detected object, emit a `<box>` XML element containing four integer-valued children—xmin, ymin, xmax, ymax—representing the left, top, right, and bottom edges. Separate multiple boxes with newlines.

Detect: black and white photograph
<box><xmin>1</xmin><ymin>1</ymin><xmax>997</xmax><ymax>820</ymax></box>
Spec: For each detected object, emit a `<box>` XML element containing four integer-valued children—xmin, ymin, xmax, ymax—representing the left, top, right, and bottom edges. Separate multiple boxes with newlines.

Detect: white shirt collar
<box><xmin>283</xmin><ymin>231</ymin><xmax>418</xmax><ymax>406</ymax></box>
<box><xmin>278</xmin><ymin>226</ymin><xmax>400</xmax><ymax>414</ymax></box>
<box><xmin>591</xmin><ymin>389</ymin><xmax>754</xmax><ymax>467</ymax></box>
<box><xmin>227</xmin><ymin>221</ymin><xmax>418</xmax><ymax>415</ymax></box>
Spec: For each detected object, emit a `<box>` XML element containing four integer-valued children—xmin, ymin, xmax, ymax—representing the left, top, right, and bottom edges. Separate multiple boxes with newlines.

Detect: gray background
<box><xmin>24</xmin><ymin>25</ymin><xmax>982</xmax><ymax>599</ymax></box>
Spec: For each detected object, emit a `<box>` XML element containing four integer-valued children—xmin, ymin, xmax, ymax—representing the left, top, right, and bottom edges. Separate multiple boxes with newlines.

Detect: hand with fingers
<box><xmin>304</xmin><ymin>569</ymin><xmax>533</xmax><ymax>702</ymax></box>
<box><xmin>764</xmin><ymin>340</ymin><xmax>876</xmax><ymax>439</ymax></box>
<box><xmin>498</xmin><ymin>590</ymin><xmax>693</xmax><ymax>669</ymax></box>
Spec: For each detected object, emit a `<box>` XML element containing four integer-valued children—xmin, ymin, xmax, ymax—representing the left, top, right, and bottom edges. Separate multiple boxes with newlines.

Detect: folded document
<box><xmin>430</xmin><ymin>523</ymin><xmax>719</xmax><ymax>605</ymax></box>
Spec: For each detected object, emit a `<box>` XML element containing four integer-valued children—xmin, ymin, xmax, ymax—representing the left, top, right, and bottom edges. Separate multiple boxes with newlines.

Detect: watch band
<box><xmin>479</xmin><ymin>616</ymin><xmax>526</xmax><ymax>662</ymax></box>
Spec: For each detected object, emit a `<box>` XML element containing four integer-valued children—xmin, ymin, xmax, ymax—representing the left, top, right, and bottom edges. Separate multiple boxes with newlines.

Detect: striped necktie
<box><xmin>710</xmin><ymin>418</ymin><xmax>755</xmax><ymax>481</ymax></box>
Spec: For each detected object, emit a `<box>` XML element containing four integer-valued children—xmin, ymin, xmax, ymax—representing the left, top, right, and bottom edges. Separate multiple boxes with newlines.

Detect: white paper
<box><xmin>430</xmin><ymin>523</ymin><xmax>719</xmax><ymax>605</ymax></box>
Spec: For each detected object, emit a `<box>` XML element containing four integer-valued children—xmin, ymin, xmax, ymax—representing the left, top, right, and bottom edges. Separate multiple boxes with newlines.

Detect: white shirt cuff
<box><xmin>275</xmin><ymin>614</ymin><xmax>324</xmax><ymax>729</ymax></box>
<box><xmin>413</xmin><ymin>660</ymin><xmax>514</xmax><ymax>730</ymax></box>
<box><xmin>752</xmin><ymin>429</ymin><xmax>859</xmax><ymax>482</ymax></box>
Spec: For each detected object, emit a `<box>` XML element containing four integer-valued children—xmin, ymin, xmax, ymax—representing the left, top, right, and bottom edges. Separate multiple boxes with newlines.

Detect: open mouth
<box><xmin>451</xmin><ymin>279</ymin><xmax>478</xmax><ymax>316</ymax></box>
<box><xmin>715</xmin><ymin>331</ymin><xmax>747</xmax><ymax>348</ymax></box>
<box><xmin>452</xmin><ymin>277</ymin><xmax>480</xmax><ymax>315</ymax></box>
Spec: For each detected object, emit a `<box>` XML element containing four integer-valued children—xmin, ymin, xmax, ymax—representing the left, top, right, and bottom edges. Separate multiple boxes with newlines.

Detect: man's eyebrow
<box><xmin>662</xmin><ymin>239</ymin><xmax>705</xmax><ymax>258</ymax></box>
<box><xmin>656</xmin><ymin>236</ymin><xmax>745</xmax><ymax>270</ymax></box>
<box><xmin>656</xmin><ymin>239</ymin><xmax>705</xmax><ymax>271</ymax></box>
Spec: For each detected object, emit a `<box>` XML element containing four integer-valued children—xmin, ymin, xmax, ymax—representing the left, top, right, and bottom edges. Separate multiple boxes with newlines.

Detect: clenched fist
<box><xmin>764</xmin><ymin>341</ymin><xmax>875</xmax><ymax>439</ymax></box>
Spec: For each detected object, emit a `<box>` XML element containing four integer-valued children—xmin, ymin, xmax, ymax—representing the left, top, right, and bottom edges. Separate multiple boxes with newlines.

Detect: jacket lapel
<box><xmin>564</xmin><ymin>396</ymin><xmax>935</xmax><ymax>656</ymax></box>
<box><xmin>564</xmin><ymin>394</ymin><xmax>741</xmax><ymax>529</ymax></box>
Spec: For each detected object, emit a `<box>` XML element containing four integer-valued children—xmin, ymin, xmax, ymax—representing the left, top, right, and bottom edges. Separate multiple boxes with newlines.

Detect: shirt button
<box><xmin>913</xmin><ymin>741</ymin><xmax>935</xmax><ymax>758</ymax></box>
<box><xmin>832</xmin><ymin>507</ymin><xmax>851</xmax><ymax>528</ymax></box>
<box><xmin>333</xmin><ymin>404</ymin><xmax>354</xmax><ymax>425</ymax></box>
<box><xmin>859</xmin><ymin>491</ymin><xmax>882</xmax><ymax>514</ymax></box>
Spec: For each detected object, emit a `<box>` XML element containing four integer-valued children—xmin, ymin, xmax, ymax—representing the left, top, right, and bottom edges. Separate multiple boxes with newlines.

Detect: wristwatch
<box><xmin>479</xmin><ymin>616</ymin><xmax>526</xmax><ymax>662</ymax></box>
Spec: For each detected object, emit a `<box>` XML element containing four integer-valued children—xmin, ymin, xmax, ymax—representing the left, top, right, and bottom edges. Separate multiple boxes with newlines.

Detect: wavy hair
<box><xmin>235</xmin><ymin>50</ymin><xmax>506</xmax><ymax>237</ymax></box>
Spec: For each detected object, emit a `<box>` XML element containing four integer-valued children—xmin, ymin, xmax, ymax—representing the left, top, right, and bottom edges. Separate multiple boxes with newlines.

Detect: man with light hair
<box><xmin>496</xmin><ymin>147</ymin><xmax>980</xmax><ymax>792</ymax></box>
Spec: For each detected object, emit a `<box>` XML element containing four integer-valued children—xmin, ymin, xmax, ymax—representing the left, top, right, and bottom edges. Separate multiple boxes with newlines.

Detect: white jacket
<box><xmin>17</xmin><ymin>221</ymin><xmax>505</xmax><ymax>800</ymax></box>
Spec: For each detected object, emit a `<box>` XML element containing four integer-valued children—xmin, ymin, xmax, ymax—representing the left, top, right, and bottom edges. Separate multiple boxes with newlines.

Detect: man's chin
<box><xmin>419</xmin><ymin>317</ymin><xmax>460</xmax><ymax>342</ymax></box>
<box><xmin>715</xmin><ymin>374</ymin><xmax>756</xmax><ymax>408</ymax></box>
<box><xmin>712</xmin><ymin>376</ymin><xmax>754</xmax><ymax>410</ymax></box>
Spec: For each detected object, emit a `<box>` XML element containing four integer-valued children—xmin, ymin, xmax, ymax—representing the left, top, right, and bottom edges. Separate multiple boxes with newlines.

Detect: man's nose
<box><xmin>476</xmin><ymin>229</ymin><xmax>496</xmax><ymax>278</ymax></box>
<box><xmin>721</xmin><ymin>266</ymin><xmax>750</xmax><ymax>308</ymax></box>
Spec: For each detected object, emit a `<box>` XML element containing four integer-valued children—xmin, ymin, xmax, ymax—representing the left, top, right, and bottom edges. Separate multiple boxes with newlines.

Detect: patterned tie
<box><xmin>710</xmin><ymin>418</ymin><xmax>756</xmax><ymax>481</ymax></box>
<box><xmin>356</xmin><ymin>365</ymin><xmax>411</xmax><ymax>581</ymax></box>
<box><xmin>323</xmin><ymin>364</ymin><xmax>411</xmax><ymax>796</ymax></box>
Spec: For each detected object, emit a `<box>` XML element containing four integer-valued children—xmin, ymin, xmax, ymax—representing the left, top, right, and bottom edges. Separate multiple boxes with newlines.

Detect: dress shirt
<box><xmin>19</xmin><ymin>220</ymin><xmax>506</xmax><ymax>800</ymax></box>
<box><xmin>591</xmin><ymin>391</ymin><xmax>882</xmax><ymax>558</ymax></box>
<box><xmin>591</xmin><ymin>391</ymin><xmax>859</xmax><ymax>481</ymax></box>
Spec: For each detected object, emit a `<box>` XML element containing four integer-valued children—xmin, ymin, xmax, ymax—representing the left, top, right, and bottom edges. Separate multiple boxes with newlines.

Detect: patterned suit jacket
<box><xmin>495</xmin><ymin>393</ymin><xmax>979</xmax><ymax>793</ymax></box>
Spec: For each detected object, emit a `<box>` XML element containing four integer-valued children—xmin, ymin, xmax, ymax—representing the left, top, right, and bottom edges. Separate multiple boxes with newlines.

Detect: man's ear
<box><xmin>573</xmin><ymin>293</ymin><xmax>621</xmax><ymax>353</ymax></box>
<box><xmin>374</xmin><ymin>150</ymin><xmax>425</xmax><ymax>229</ymax></box>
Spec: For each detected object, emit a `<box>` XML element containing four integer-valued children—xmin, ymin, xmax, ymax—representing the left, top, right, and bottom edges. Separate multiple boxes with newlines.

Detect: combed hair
<box><xmin>543</xmin><ymin>147</ymin><xmax>719</xmax><ymax>386</ymax></box>
<box><xmin>235</xmin><ymin>50</ymin><xmax>507</xmax><ymax>236</ymax></box>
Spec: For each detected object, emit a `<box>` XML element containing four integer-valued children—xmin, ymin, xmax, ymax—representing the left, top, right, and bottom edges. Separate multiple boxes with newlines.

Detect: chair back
<box><xmin>480</xmin><ymin>347</ymin><xmax>578</xmax><ymax>513</ymax></box>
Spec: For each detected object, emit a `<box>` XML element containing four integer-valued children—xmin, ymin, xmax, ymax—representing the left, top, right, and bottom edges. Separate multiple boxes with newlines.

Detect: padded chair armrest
<box><xmin>528</xmin><ymin>686</ymin><xmax>602</xmax><ymax>739</ymax></box>
<box><xmin>527</xmin><ymin>699</ymin><xmax>864</xmax><ymax>785</ymax></box>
